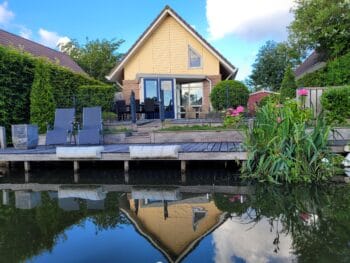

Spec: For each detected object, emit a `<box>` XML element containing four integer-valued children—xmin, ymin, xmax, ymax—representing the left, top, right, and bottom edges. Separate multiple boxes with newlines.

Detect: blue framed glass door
<box><xmin>144</xmin><ymin>78</ymin><xmax>174</xmax><ymax>119</ymax></box>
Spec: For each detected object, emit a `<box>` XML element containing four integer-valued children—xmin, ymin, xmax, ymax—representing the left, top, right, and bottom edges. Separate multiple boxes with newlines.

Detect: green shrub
<box><xmin>258</xmin><ymin>93</ymin><xmax>281</xmax><ymax>107</ymax></box>
<box><xmin>76</xmin><ymin>85</ymin><xmax>116</xmax><ymax>112</ymax></box>
<box><xmin>210</xmin><ymin>80</ymin><xmax>249</xmax><ymax>110</ymax></box>
<box><xmin>242</xmin><ymin>99</ymin><xmax>340</xmax><ymax>183</ymax></box>
<box><xmin>321</xmin><ymin>86</ymin><xmax>350</xmax><ymax>124</ymax></box>
<box><xmin>0</xmin><ymin>45</ymin><xmax>104</xmax><ymax>138</ymax></box>
<box><xmin>280</xmin><ymin>65</ymin><xmax>297</xmax><ymax>100</ymax></box>
<box><xmin>297</xmin><ymin>52</ymin><xmax>350</xmax><ymax>87</ymax></box>
<box><xmin>30</xmin><ymin>61</ymin><xmax>56</xmax><ymax>133</ymax></box>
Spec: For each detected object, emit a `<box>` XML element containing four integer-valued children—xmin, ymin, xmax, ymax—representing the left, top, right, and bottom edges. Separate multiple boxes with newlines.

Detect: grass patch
<box><xmin>103</xmin><ymin>127</ymin><xmax>132</xmax><ymax>134</ymax></box>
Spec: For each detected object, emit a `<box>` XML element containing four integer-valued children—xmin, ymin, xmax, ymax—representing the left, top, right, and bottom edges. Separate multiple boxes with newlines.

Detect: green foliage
<box><xmin>248</xmin><ymin>41</ymin><xmax>299</xmax><ymax>91</ymax></box>
<box><xmin>210</xmin><ymin>80</ymin><xmax>249</xmax><ymax>110</ymax></box>
<box><xmin>258</xmin><ymin>93</ymin><xmax>281</xmax><ymax>107</ymax></box>
<box><xmin>60</xmin><ymin>38</ymin><xmax>124</xmax><ymax>82</ymax></box>
<box><xmin>76</xmin><ymin>85</ymin><xmax>116</xmax><ymax>112</ymax></box>
<box><xmin>289</xmin><ymin>0</ymin><xmax>350</xmax><ymax>58</ymax></box>
<box><xmin>280</xmin><ymin>65</ymin><xmax>297</xmax><ymax>100</ymax></box>
<box><xmin>0</xmin><ymin>45</ymin><xmax>104</xmax><ymax>138</ymax></box>
<box><xmin>297</xmin><ymin>52</ymin><xmax>350</xmax><ymax>87</ymax></box>
<box><xmin>321</xmin><ymin>86</ymin><xmax>350</xmax><ymax>124</ymax></box>
<box><xmin>242</xmin><ymin>99</ymin><xmax>340</xmax><ymax>183</ymax></box>
<box><xmin>30</xmin><ymin>60</ymin><xmax>56</xmax><ymax>133</ymax></box>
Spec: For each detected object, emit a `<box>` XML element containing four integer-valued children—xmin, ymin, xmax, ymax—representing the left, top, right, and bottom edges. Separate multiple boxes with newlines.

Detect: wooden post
<box><xmin>24</xmin><ymin>161</ymin><xmax>30</xmax><ymax>172</ymax></box>
<box><xmin>124</xmin><ymin>172</ymin><xmax>129</xmax><ymax>184</ymax></box>
<box><xmin>2</xmin><ymin>190</ymin><xmax>10</xmax><ymax>205</ymax></box>
<box><xmin>73</xmin><ymin>161</ymin><xmax>79</xmax><ymax>173</ymax></box>
<box><xmin>124</xmin><ymin>160</ymin><xmax>129</xmax><ymax>173</ymax></box>
<box><xmin>0</xmin><ymin>126</ymin><xmax>6</xmax><ymax>149</ymax></box>
<box><xmin>25</xmin><ymin>172</ymin><xmax>30</xmax><ymax>183</ymax></box>
<box><xmin>181</xmin><ymin>161</ymin><xmax>186</xmax><ymax>183</ymax></box>
<box><xmin>74</xmin><ymin>172</ymin><xmax>79</xmax><ymax>183</ymax></box>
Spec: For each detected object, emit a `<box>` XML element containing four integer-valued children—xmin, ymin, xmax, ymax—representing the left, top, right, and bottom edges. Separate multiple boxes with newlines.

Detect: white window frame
<box><xmin>188</xmin><ymin>45</ymin><xmax>202</xmax><ymax>69</ymax></box>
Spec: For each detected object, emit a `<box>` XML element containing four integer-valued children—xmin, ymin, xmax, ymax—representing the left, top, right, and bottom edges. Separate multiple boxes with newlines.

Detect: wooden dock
<box><xmin>0</xmin><ymin>142</ymin><xmax>246</xmax><ymax>173</ymax></box>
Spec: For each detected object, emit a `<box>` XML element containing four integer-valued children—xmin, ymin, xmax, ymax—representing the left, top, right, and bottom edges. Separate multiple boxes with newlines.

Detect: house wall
<box><xmin>124</xmin><ymin>15</ymin><xmax>220</xmax><ymax>80</ymax></box>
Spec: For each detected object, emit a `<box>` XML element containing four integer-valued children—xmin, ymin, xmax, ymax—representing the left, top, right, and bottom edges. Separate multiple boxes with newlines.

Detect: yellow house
<box><xmin>107</xmin><ymin>6</ymin><xmax>238</xmax><ymax>119</ymax></box>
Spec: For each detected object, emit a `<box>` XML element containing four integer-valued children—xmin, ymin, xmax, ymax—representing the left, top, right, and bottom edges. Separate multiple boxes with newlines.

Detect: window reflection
<box><xmin>181</xmin><ymin>82</ymin><xmax>203</xmax><ymax>107</ymax></box>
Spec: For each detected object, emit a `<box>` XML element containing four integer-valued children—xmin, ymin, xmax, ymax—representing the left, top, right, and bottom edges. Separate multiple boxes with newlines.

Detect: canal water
<box><xmin>0</xmin><ymin>162</ymin><xmax>349</xmax><ymax>263</ymax></box>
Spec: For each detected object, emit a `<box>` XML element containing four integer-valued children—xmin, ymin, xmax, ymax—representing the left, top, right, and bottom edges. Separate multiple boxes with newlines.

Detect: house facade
<box><xmin>107</xmin><ymin>6</ymin><xmax>238</xmax><ymax>119</ymax></box>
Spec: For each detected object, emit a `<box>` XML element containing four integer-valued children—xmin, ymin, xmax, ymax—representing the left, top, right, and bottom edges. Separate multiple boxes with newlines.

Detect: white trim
<box><xmin>106</xmin><ymin>8</ymin><xmax>237</xmax><ymax>81</ymax></box>
<box><xmin>249</xmin><ymin>90</ymin><xmax>279</xmax><ymax>96</ymax></box>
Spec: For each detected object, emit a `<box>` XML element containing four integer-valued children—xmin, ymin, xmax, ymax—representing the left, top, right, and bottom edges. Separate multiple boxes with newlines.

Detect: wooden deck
<box><xmin>0</xmin><ymin>142</ymin><xmax>246</xmax><ymax>162</ymax></box>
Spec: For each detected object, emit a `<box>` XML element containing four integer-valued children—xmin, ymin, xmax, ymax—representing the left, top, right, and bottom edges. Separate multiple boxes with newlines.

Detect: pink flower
<box><xmin>236</xmin><ymin>106</ymin><xmax>245</xmax><ymax>113</ymax></box>
<box><xmin>231</xmin><ymin>110</ymin><xmax>239</xmax><ymax>117</ymax></box>
<box><xmin>277</xmin><ymin>117</ymin><xmax>282</xmax><ymax>123</ymax></box>
<box><xmin>297</xmin><ymin>89</ymin><xmax>308</xmax><ymax>96</ymax></box>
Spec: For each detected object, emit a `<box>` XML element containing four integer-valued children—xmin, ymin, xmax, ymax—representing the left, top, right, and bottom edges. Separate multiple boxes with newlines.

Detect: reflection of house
<box><xmin>15</xmin><ymin>191</ymin><xmax>41</xmax><ymax>209</ymax></box>
<box><xmin>120</xmin><ymin>189</ymin><xmax>226</xmax><ymax>262</ymax></box>
<box><xmin>107</xmin><ymin>6</ymin><xmax>237</xmax><ymax>119</ymax></box>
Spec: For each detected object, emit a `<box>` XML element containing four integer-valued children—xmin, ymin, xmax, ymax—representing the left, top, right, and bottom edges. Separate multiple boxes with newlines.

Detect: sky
<box><xmin>0</xmin><ymin>0</ymin><xmax>295</xmax><ymax>80</ymax></box>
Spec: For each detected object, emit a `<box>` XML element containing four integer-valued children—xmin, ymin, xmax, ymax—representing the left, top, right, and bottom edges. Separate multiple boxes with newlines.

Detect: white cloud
<box><xmin>206</xmin><ymin>0</ymin><xmax>294</xmax><ymax>41</ymax></box>
<box><xmin>38</xmin><ymin>28</ymin><xmax>70</xmax><ymax>49</ymax></box>
<box><xmin>212</xmin><ymin>211</ymin><xmax>296</xmax><ymax>263</ymax></box>
<box><xmin>19</xmin><ymin>26</ymin><xmax>32</xmax><ymax>39</ymax></box>
<box><xmin>0</xmin><ymin>1</ymin><xmax>14</xmax><ymax>25</ymax></box>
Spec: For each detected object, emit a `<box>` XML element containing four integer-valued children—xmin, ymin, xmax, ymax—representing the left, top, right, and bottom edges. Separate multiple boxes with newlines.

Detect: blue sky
<box><xmin>0</xmin><ymin>0</ymin><xmax>294</xmax><ymax>80</ymax></box>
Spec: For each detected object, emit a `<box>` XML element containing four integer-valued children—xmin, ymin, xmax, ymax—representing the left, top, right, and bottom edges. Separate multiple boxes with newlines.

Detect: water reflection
<box><xmin>0</xmin><ymin>173</ymin><xmax>350</xmax><ymax>262</ymax></box>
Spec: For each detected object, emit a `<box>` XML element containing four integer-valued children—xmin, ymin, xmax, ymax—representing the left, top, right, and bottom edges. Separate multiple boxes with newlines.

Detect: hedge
<box><xmin>320</xmin><ymin>86</ymin><xmax>350</xmax><ymax>124</ymax></box>
<box><xmin>0</xmin><ymin>45</ymin><xmax>106</xmax><ymax>137</ymax></box>
<box><xmin>210</xmin><ymin>80</ymin><xmax>249</xmax><ymax>110</ymax></box>
<box><xmin>297</xmin><ymin>52</ymin><xmax>350</xmax><ymax>87</ymax></box>
<box><xmin>76</xmin><ymin>85</ymin><xmax>116</xmax><ymax>113</ymax></box>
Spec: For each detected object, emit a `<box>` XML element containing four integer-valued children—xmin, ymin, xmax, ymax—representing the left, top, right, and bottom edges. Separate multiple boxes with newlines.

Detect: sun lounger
<box><xmin>46</xmin><ymin>108</ymin><xmax>75</xmax><ymax>145</ymax></box>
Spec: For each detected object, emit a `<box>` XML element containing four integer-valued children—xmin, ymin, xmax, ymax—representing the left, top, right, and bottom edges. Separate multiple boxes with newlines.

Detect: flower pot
<box><xmin>11</xmin><ymin>124</ymin><xmax>38</xmax><ymax>149</ymax></box>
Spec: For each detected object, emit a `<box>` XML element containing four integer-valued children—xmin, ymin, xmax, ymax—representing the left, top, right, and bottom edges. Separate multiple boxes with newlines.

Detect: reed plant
<box><xmin>242</xmin><ymin>99</ymin><xmax>341</xmax><ymax>183</ymax></box>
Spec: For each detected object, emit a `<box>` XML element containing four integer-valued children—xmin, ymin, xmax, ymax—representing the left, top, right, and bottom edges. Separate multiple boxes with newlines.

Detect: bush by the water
<box><xmin>242</xmin><ymin>99</ymin><xmax>341</xmax><ymax>183</ymax></box>
<box><xmin>210</xmin><ymin>80</ymin><xmax>249</xmax><ymax>110</ymax></box>
<box><xmin>321</xmin><ymin>86</ymin><xmax>350</xmax><ymax>124</ymax></box>
<box><xmin>0</xmin><ymin>46</ymin><xmax>108</xmax><ymax>137</ymax></box>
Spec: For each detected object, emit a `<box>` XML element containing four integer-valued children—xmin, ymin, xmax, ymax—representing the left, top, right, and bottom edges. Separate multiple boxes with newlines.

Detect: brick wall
<box><xmin>121</xmin><ymin>80</ymin><xmax>140</xmax><ymax>104</ymax></box>
<box><xmin>203</xmin><ymin>75</ymin><xmax>221</xmax><ymax>112</ymax></box>
<box><xmin>248</xmin><ymin>91</ymin><xmax>273</xmax><ymax>115</ymax></box>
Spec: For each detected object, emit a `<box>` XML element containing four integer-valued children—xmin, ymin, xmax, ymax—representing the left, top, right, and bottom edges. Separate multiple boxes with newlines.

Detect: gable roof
<box><xmin>294</xmin><ymin>51</ymin><xmax>326</xmax><ymax>79</ymax></box>
<box><xmin>106</xmin><ymin>5</ymin><xmax>238</xmax><ymax>81</ymax></box>
<box><xmin>0</xmin><ymin>29</ymin><xmax>85</xmax><ymax>74</ymax></box>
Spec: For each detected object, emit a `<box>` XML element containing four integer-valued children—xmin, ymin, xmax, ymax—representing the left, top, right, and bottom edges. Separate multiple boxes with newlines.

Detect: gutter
<box><xmin>206</xmin><ymin>77</ymin><xmax>213</xmax><ymax>111</ymax></box>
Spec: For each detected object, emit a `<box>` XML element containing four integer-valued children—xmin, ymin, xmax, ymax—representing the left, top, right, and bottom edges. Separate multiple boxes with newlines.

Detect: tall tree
<box><xmin>248</xmin><ymin>41</ymin><xmax>296</xmax><ymax>91</ymax></box>
<box><xmin>60</xmin><ymin>38</ymin><xmax>124</xmax><ymax>82</ymax></box>
<box><xmin>280</xmin><ymin>65</ymin><xmax>297</xmax><ymax>101</ymax></box>
<box><xmin>289</xmin><ymin>0</ymin><xmax>350</xmax><ymax>58</ymax></box>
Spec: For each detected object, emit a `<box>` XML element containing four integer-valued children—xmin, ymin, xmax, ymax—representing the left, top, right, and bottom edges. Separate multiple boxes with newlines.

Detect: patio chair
<box><xmin>144</xmin><ymin>98</ymin><xmax>156</xmax><ymax>119</ymax></box>
<box><xmin>46</xmin><ymin>108</ymin><xmax>75</xmax><ymax>145</ymax></box>
<box><xmin>115</xmin><ymin>100</ymin><xmax>129</xmax><ymax>121</ymax></box>
<box><xmin>77</xmin><ymin>106</ymin><xmax>103</xmax><ymax>145</ymax></box>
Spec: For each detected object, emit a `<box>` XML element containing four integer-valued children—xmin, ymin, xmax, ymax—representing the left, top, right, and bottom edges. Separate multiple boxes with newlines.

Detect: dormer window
<box><xmin>188</xmin><ymin>46</ymin><xmax>202</xmax><ymax>68</ymax></box>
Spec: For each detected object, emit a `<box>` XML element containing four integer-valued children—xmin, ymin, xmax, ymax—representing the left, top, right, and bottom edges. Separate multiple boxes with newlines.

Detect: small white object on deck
<box><xmin>58</xmin><ymin>186</ymin><xmax>106</xmax><ymax>201</ymax></box>
<box><xmin>345</xmin><ymin>145</ymin><xmax>350</xmax><ymax>152</ymax></box>
<box><xmin>343</xmin><ymin>153</ymin><xmax>350</xmax><ymax>167</ymax></box>
<box><xmin>129</xmin><ymin>145</ymin><xmax>181</xmax><ymax>159</ymax></box>
<box><xmin>56</xmin><ymin>146</ymin><xmax>104</xmax><ymax>159</ymax></box>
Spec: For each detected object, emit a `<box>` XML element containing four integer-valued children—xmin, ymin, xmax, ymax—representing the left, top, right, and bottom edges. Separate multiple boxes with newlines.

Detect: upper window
<box><xmin>188</xmin><ymin>46</ymin><xmax>202</xmax><ymax>68</ymax></box>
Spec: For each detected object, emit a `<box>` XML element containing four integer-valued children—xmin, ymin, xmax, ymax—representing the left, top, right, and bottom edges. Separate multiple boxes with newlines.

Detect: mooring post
<box><xmin>24</xmin><ymin>161</ymin><xmax>30</xmax><ymax>173</ymax></box>
<box><xmin>73</xmin><ymin>161</ymin><xmax>79</xmax><ymax>173</ymax></box>
<box><xmin>2</xmin><ymin>190</ymin><xmax>10</xmax><ymax>205</ymax></box>
<box><xmin>124</xmin><ymin>160</ymin><xmax>129</xmax><ymax>173</ymax></box>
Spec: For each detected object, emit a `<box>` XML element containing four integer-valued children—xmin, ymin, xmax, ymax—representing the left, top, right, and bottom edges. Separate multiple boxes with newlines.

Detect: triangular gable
<box><xmin>106</xmin><ymin>6</ymin><xmax>237</xmax><ymax>81</ymax></box>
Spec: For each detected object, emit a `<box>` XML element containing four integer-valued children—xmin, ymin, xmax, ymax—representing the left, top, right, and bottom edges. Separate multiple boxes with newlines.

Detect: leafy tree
<box><xmin>60</xmin><ymin>38</ymin><xmax>124</xmax><ymax>82</ymax></box>
<box><xmin>30</xmin><ymin>60</ymin><xmax>55</xmax><ymax>133</ymax></box>
<box><xmin>289</xmin><ymin>0</ymin><xmax>350</xmax><ymax>58</ymax></box>
<box><xmin>280</xmin><ymin>65</ymin><xmax>297</xmax><ymax>100</ymax></box>
<box><xmin>248</xmin><ymin>41</ymin><xmax>297</xmax><ymax>91</ymax></box>
<box><xmin>210</xmin><ymin>80</ymin><xmax>249</xmax><ymax>110</ymax></box>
